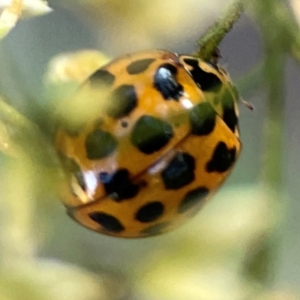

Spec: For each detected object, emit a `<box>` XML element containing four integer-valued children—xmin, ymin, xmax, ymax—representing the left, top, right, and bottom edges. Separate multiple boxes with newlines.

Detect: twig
<box><xmin>242</xmin><ymin>0</ymin><xmax>288</xmax><ymax>286</ymax></box>
<box><xmin>195</xmin><ymin>0</ymin><xmax>245</xmax><ymax>61</ymax></box>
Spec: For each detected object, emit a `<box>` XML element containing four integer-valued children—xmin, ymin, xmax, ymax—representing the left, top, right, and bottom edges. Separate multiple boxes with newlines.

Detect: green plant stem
<box><xmin>195</xmin><ymin>0</ymin><xmax>245</xmax><ymax>61</ymax></box>
<box><xmin>262</xmin><ymin>54</ymin><xmax>285</xmax><ymax>193</ymax></box>
<box><xmin>242</xmin><ymin>0</ymin><xmax>289</xmax><ymax>287</ymax></box>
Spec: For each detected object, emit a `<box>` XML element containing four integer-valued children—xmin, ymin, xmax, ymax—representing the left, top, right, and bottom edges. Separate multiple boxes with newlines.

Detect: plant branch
<box><xmin>195</xmin><ymin>0</ymin><xmax>245</xmax><ymax>61</ymax></box>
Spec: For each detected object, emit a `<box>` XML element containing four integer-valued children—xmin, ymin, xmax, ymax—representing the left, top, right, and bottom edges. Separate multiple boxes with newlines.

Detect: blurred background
<box><xmin>0</xmin><ymin>0</ymin><xmax>299</xmax><ymax>299</ymax></box>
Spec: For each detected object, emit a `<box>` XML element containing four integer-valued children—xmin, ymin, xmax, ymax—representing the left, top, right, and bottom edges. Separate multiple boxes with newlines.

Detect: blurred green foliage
<box><xmin>0</xmin><ymin>1</ymin><xmax>299</xmax><ymax>299</ymax></box>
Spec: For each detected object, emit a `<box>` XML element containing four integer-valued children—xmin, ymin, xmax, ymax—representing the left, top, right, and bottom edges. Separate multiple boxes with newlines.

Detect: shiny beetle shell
<box><xmin>55</xmin><ymin>50</ymin><xmax>241</xmax><ymax>238</ymax></box>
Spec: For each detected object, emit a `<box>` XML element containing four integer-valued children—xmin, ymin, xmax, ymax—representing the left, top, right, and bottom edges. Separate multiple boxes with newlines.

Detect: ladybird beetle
<box><xmin>55</xmin><ymin>50</ymin><xmax>241</xmax><ymax>238</ymax></box>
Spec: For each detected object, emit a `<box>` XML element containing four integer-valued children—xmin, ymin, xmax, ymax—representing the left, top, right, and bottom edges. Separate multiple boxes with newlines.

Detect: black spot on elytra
<box><xmin>59</xmin><ymin>155</ymin><xmax>86</xmax><ymax>192</ymax></box>
<box><xmin>189</xmin><ymin>102</ymin><xmax>216</xmax><ymax>135</ymax></box>
<box><xmin>162</xmin><ymin>152</ymin><xmax>195</xmax><ymax>190</ymax></box>
<box><xmin>183</xmin><ymin>58</ymin><xmax>222</xmax><ymax>91</ymax></box>
<box><xmin>126</xmin><ymin>58</ymin><xmax>155</xmax><ymax>74</ymax></box>
<box><xmin>222</xmin><ymin>92</ymin><xmax>238</xmax><ymax>132</ymax></box>
<box><xmin>89</xmin><ymin>69</ymin><xmax>115</xmax><ymax>86</ymax></box>
<box><xmin>121</xmin><ymin>120</ymin><xmax>128</xmax><ymax>128</ymax></box>
<box><xmin>85</xmin><ymin>129</ymin><xmax>118</xmax><ymax>160</ymax></box>
<box><xmin>154</xmin><ymin>63</ymin><xmax>183</xmax><ymax>100</ymax></box>
<box><xmin>206</xmin><ymin>142</ymin><xmax>236</xmax><ymax>173</ymax></box>
<box><xmin>223</xmin><ymin>106</ymin><xmax>238</xmax><ymax>133</ymax></box>
<box><xmin>88</xmin><ymin>212</ymin><xmax>125</xmax><ymax>233</ymax></box>
<box><xmin>108</xmin><ymin>85</ymin><xmax>138</xmax><ymax>119</ymax></box>
<box><xmin>135</xmin><ymin>202</ymin><xmax>164</xmax><ymax>223</ymax></box>
<box><xmin>140</xmin><ymin>221</ymin><xmax>170</xmax><ymax>236</ymax></box>
<box><xmin>99</xmin><ymin>169</ymin><xmax>140</xmax><ymax>201</ymax></box>
<box><xmin>178</xmin><ymin>187</ymin><xmax>209</xmax><ymax>214</ymax></box>
<box><xmin>131</xmin><ymin>115</ymin><xmax>174</xmax><ymax>154</ymax></box>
